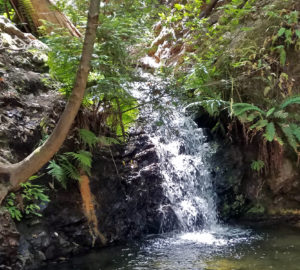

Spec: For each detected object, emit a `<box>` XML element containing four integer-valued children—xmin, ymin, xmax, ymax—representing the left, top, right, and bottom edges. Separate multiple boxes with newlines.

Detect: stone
<box><xmin>0</xmin><ymin>208</ymin><xmax>20</xmax><ymax>266</ymax></box>
<box><xmin>267</xmin><ymin>159</ymin><xmax>297</xmax><ymax>195</ymax></box>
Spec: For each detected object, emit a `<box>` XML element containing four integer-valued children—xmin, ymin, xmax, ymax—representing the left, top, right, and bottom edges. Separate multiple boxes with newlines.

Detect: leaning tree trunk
<box><xmin>0</xmin><ymin>0</ymin><xmax>100</xmax><ymax>204</ymax></box>
<box><xmin>9</xmin><ymin>0</ymin><xmax>82</xmax><ymax>37</ymax></box>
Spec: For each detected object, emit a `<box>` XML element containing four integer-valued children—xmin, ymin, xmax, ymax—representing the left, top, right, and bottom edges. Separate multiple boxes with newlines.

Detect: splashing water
<box><xmin>132</xmin><ymin>73</ymin><xmax>218</xmax><ymax>231</ymax></box>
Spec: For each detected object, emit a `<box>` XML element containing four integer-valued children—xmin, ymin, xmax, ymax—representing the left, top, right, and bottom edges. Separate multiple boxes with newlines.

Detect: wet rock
<box><xmin>0</xmin><ymin>209</ymin><xmax>20</xmax><ymax>268</ymax></box>
<box><xmin>267</xmin><ymin>159</ymin><xmax>297</xmax><ymax>195</ymax></box>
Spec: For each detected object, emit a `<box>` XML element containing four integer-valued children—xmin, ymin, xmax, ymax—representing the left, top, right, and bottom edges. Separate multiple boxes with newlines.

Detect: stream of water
<box><xmin>43</xmin><ymin>74</ymin><xmax>300</xmax><ymax>269</ymax></box>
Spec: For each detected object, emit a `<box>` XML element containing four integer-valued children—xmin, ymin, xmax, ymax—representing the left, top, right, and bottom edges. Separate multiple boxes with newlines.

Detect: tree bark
<box><xmin>9</xmin><ymin>0</ymin><xmax>82</xmax><ymax>37</ymax></box>
<box><xmin>0</xmin><ymin>0</ymin><xmax>100</xmax><ymax>204</ymax></box>
<box><xmin>199</xmin><ymin>0</ymin><xmax>219</xmax><ymax>19</ymax></box>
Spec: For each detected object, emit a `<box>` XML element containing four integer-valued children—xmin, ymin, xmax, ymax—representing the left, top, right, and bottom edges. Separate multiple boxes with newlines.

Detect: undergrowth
<box><xmin>160</xmin><ymin>0</ymin><xmax>300</xmax><ymax>173</ymax></box>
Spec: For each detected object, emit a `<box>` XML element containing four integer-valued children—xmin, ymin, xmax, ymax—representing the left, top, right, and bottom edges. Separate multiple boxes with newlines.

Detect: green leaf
<box><xmin>250</xmin><ymin>120</ymin><xmax>268</xmax><ymax>130</ymax></box>
<box><xmin>98</xmin><ymin>136</ymin><xmax>120</xmax><ymax>146</ymax></box>
<box><xmin>280</xmin><ymin>96</ymin><xmax>300</xmax><ymax>109</ymax></box>
<box><xmin>251</xmin><ymin>160</ymin><xmax>264</xmax><ymax>171</ymax></box>
<box><xmin>174</xmin><ymin>4</ymin><xmax>184</xmax><ymax>10</ymax></box>
<box><xmin>47</xmin><ymin>161</ymin><xmax>67</xmax><ymax>189</ymax></box>
<box><xmin>263</xmin><ymin>86</ymin><xmax>271</xmax><ymax>97</ymax></box>
<box><xmin>295</xmin><ymin>29</ymin><xmax>300</xmax><ymax>39</ymax></box>
<box><xmin>264</xmin><ymin>122</ymin><xmax>275</xmax><ymax>141</ymax></box>
<box><xmin>273</xmin><ymin>110</ymin><xmax>288</xmax><ymax>119</ymax></box>
<box><xmin>79</xmin><ymin>129</ymin><xmax>99</xmax><ymax>149</ymax></box>
<box><xmin>66</xmin><ymin>150</ymin><xmax>92</xmax><ymax>174</ymax></box>
<box><xmin>232</xmin><ymin>103</ymin><xmax>264</xmax><ymax>117</ymax></box>
<box><xmin>266</xmin><ymin>107</ymin><xmax>275</xmax><ymax>117</ymax></box>
<box><xmin>290</xmin><ymin>124</ymin><xmax>300</xmax><ymax>142</ymax></box>
<box><xmin>280</xmin><ymin>125</ymin><xmax>298</xmax><ymax>151</ymax></box>
<box><xmin>277</xmin><ymin>27</ymin><xmax>286</xmax><ymax>37</ymax></box>
<box><xmin>279</xmin><ymin>47</ymin><xmax>286</xmax><ymax>66</ymax></box>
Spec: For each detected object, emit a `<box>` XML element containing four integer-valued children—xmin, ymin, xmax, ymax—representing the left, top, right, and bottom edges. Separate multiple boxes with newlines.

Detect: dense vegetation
<box><xmin>154</xmin><ymin>0</ymin><xmax>300</xmax><ymax>174</ymax></box>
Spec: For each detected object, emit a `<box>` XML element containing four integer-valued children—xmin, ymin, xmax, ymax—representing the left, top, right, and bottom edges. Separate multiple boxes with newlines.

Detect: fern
<box><xmin>273</xmin><ymin>110</ymin><xmax>288</xmax><ymax>119</ymax></box>
<box><xmin>79</xmin><ymin>129</ymin><xmax>99</xmax><ymax>149</ymax></box>
<box><xmin>280</xmin><ymin>96</ymin><xmax>300</xmax><ymax>109</ymax></box>
<box><xmin>264</xmin><ymin>122</ymin><xmax>275</xmax><ymax>142</ymax></box>
<box><xmin>19</xmin><ymin>0</ymin><xmax>36</xmax><ymax>33</ymax></box>
<box><xmin>98</xmin><ymin>136</ymin><xmax>120</xmax><ymax>146</ymax></box>
<box><xmin>290</xmin><ymin>124</ymin><xmax>300</xmax><ymax>142</ymax></box>
<box><xmin>47</xmin><ymin>161</ymin><xmax>67</xmax><ymax>189</ymax></box>
<box><xmin>250</xmin><ymin>119</ymin><xmax>268</xmax><ymax>130</ymax></box>
<box><xmin>280</xmin><ymin>124</ymin><xmax>298</xmax><ymax>151</ymax></box>
<box><xmin>65</xmin><ymin>150</ymin><xmax>92</xmax><ymax>175</ymax></box>
<box><xmin>232</xmin><ymin>103</ymin><xmax>264</xmax><ymax>116</ymax></box>
<box><xmin>58</xmin><ymin>155</ymin><xmax>80</xmax><ymax>180</ymax></box>
<box><xmin>47</xmin><ymin>148</ymin><xmax>94</xmax><ymax>188</ymax></box>
<box><xmin>251</xmin><ymin>160</ymin><xmax>265</xmax><ymax>171</ymax></box>
<box><xmin>266</xmin><ymin>107</ymin><xmax>275</xmax><ymax>117</ymax></box>
<box><xmin>185</xmin><ymin>99</ymin><xmax>228</xmax><ymax>117</ymax></box>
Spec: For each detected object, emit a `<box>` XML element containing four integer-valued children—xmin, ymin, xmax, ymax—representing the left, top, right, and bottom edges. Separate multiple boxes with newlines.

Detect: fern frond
<box><xmin>274</xmin><ymin>135</ymin><xmax>284</xmax><ymax>145</ymax></box>
<box><xmin>250</xmin><ymin>119</ymin><xmax>268</xmax><ymax>130</ymax></box>
<box><xmin>65</xmin><ymin>150</ymin><xmax>92</xmax><ymax>175</ymax></box>
<box><xmin>79</xmin><ymin>129</ymin><xmax>99</xmax><ymax>149</ymax></box>
<box><xmin>290</xmin><ymin>124</ymin><xmax>300</xmax><ymax>142</ymax></box>
<box><xmin>280</xmin><ymin>96</ymin><xmax>300</xmax><ymax>109</ymax></box>
<box><xmin>58</xmin><ymin>156</ymin><xmax>80</xmax><ymax>180</ymax></box>
<box><xmin>232</xmin><ymin>103</ymin><xmax>264</xmax><ymax>116</ymax></box>
<box><xmin>47</xmin><ymin>161</ymin><xmax>67</xmax><ymax>189</ymax></box>
<box><xmin>98</xmin><ymin>136</ymin><xmax>120</xmax><ymax>146</ymax></box>
<box><xmin>19</xmin><ymin>0</ymin><xmax>36</xmax><ymax>33</ymax></box>
<box><xmin>273</xmin><ymin>110</ymin><xmax>288</xmax><ymax>119</ymax></box>
<box><xmin>266</xmin><ymin>107</ymin><xmax>275</xmax><ymax>118</ymax></box>
<box><xmin>237</xmin><ymin>111</ymin><xmax>260</xmax><ymax>123</ymax></box>
<box><xmin>264</xmin><ymin>122</ymin><xmax>276</xmax><ymax>142</ymax></box>
<box><xmin>280</xmin><ymin>124</ymin><xmax>298</xmax><ymax>151</ymax></box>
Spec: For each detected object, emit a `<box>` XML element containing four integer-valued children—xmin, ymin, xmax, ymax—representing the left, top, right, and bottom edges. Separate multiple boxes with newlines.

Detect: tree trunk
<box><xmin>0</xmin><ymin>0</ymin><xmax>100</xmax><ymax>204</ymax></box>
<box><xmin>9</xmin><ymin>0</ymin><xmax>82</xmax><ymax>37</ymax></box>
<box><xmin>199</xmin><ymin>0</ymin><xmax>219</xmax><ymax>19</ymax></box>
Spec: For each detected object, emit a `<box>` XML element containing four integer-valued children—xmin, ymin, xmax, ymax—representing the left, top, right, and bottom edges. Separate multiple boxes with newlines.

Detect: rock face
<box><xmin>0</xmin><ymin>209</ymin><xmax>21</xmax><ymax>269</ymax></box>
<box><xmin>0</xmin><ymin>16</ymin><xmax>59</xmax><ymax>163</ymax></box>
<box><xmin>91</xmin><ymin>131</ymin><xmax>179</xmax><ymax>240</ymax></box>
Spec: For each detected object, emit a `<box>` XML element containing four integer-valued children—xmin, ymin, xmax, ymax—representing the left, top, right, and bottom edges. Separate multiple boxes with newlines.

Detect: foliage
<box><xmin>46</xmin><ymin>34</ymin><xmax>82</xmax><ymax>97</ymax></box>
<box><xmin>47</xmin><ymin>129</ymin><xmax>120</xmax><ymax>188</ymax></box>
<box><xmin>19</xmin><ymin>0</ymin><xmax>35</xmax><ymax>29</ymax></box>
<box><xmin>4</xmin><ymin>176</ymin><xmax>50</xmax><ymax>221</ymax></box>
<box><xmin>246</xmin><ymin>203</ymin><xmax>265</xmax><ymax>215</ymax></box>
<box><xmin>0</xmin><ymin>0</ymin><xmax>13</xmax><ymax>18</ymax></box>
<box><xmin>47</xmin><ymin>150</ymin><xmax>92</xmax><ymax>188</ymax></box>
<box><xmin>232</xmin><ymin>96</ymin><xmax>300</xmax><ymax>154</ymax></box>
<box><xmin>158</xmin><ymin>0</ymin><xmax>300</xmax><ymax>173</ymax></box>
<box><xmin>44</xmin><ymin>0</ymin><xmax>157</xmax><ymax>141</ymax></box>
<box><xmin>251</xmin><ymin>160</ymin><xmax>265</xmax><ymax>172</ymax></box>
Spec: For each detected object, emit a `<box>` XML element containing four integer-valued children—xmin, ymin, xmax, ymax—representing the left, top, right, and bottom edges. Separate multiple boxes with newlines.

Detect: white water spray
<box><xmin>131</xmin><ymin>73</ymin><xmax>218</xmax><ymax>232</ymax></box>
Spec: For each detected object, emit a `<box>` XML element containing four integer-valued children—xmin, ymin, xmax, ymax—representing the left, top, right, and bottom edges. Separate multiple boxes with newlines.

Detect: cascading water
<box><xmin>148</xmin><ymin>99</ymin><xmax>218</xmax><ymax>231</ymax></box>
<box><xmin>132</xmin><ymin>72</ymin><xmax>218</xmax><ymax>232</ymax></box>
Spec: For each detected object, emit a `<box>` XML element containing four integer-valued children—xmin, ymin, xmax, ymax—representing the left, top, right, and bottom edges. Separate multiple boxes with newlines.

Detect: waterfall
<box><xmin>149</xmin><ymin>108</ymin><xmax>218</xmax><ymax>231</ymax></box>
<box><xmin>131</xmin><ymin>72</ymin><xmax>218</xmax><ymax>232</ymax></box>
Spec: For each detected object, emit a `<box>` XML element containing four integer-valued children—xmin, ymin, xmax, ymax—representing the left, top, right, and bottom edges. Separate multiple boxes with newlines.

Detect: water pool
<box><xmin>42</xmin><ymin>224</ymin><xmax>300</xmax><ymax>270</ymax></box>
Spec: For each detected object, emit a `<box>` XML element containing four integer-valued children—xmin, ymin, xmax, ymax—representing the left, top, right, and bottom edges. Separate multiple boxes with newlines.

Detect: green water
<box><xmin>43</xmin><ymin>224</ymin><xmax>300</xmax><ymax>270</ymax></box>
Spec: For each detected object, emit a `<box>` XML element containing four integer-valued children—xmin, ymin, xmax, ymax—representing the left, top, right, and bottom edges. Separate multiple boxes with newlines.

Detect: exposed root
<box><xmin>79</xmin><ymin>174</ymin><xmax>106</xmax><ymax>245</ymax></box>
